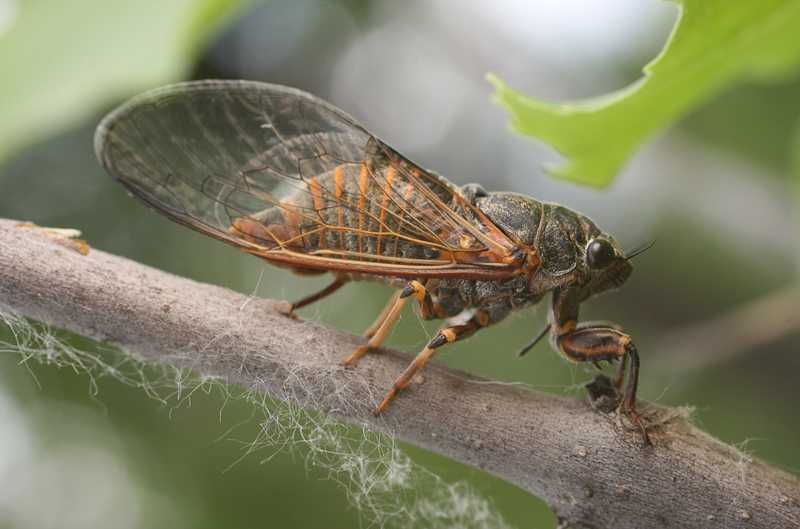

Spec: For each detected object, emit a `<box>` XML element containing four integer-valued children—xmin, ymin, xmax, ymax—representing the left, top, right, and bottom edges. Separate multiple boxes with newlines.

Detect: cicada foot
<box><xmin>621</xmin><ymin>403</ymin><xmax>651</xmax><ymax>447</ymax></box>
<box><xmin>17</xmin><ymin>222</ymin><xmax>90</xmax><ymax>255</ymax></box>
<box><xmin>372</xmin><ymin>335</ymin><xmax>442</xmax><ymax>415</ymax></box>
<box><xmin>586</xmin><ymin>376</ymin><xmax>651</xmax><ymax>446</ymax></box>
<box><xmin>273</xmin><ymin>300</ymin><xmax>296</xmax><ymax>318</ymax></box>
<box><xmin>373</xmin><ymin>310</ymin><xmax>489</xmax><ymax>415</ymax></box>
<box><xmin>619</xmin><ymin>343</ymin><xmax>651</xmax><ymax>446</ymax></box>
<box><xmin>556</xmin><ymin>325</ymin><xmax>651</xmax><ymax>446</ymax></box>
<box><xmin>342</xmin><ymin>344</ymin><xmax>371</xmax><ymax>367</ymax></box>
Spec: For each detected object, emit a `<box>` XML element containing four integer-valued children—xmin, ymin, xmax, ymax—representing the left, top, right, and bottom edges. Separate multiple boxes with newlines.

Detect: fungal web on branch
<box><xmin>0</xmin><ymin>310</ymin><xmax>512</xmax><ymax>529</ymax></box>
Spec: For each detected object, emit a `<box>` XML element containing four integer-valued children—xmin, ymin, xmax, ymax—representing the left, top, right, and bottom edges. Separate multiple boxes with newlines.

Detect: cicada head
<box><xmin>578</xmin><ymin>232</ymin><xmax>633</xmax><ymax>299</ymax></box>
<box><xmin>540</xmin><ymin>204</ymin><xmax>632</xmax><ymax>300</ymax></box>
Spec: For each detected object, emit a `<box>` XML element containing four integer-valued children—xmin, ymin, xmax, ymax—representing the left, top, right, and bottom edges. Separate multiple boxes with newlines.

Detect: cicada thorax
<box><xmin>230</xmin><ymin>152</ymin><xmax>481</xmax><ymax>269</ymax></box>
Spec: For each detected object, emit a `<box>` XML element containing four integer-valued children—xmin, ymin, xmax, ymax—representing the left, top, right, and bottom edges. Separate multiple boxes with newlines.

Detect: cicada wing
<box><xmin>96</xmin><ymin>81</ymin><xmax>363</xmax><ymax>243</ymax></box>
<box><xmin>96</xmin><ymin>80</ymin><xmax>521</xmax><ymax>278</ymax></box>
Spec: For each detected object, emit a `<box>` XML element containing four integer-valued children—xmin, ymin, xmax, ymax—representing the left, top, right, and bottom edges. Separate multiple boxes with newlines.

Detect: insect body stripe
<box><xmin>334</xmin><ymin>165</ymin><xmax>345</xmax><ymax>249</ymax></box>
<box><xmin>279</xmin><ymin>204</ymin><xmax>306</xmax><ymax>247</ymax></box>
<box><xmin>231</xmin><ymin>158</ymin><xmax>515</xmax><ymax>267</ymax></box>
<box><xmin>376</xmin><ymin>166</ymin><xmax>397</xmax><ymax>255</ymax></box>
<box><xmin>308</xmin><ymin>176</ymin><xmax>326</xmax><ymax>248</ymax></box>
<box><xmin>357</xmin><ymin>163</ymin><xmax>369</xmax><ymax>254</ymax></box>
<box><xmin>392</xmin><ymin>181</ymin><xmax>416</xmax><ymax>257</ymax></box>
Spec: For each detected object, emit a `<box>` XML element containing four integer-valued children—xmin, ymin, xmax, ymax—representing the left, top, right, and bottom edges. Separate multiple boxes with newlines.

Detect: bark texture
<box><xmin>0</xmin><ymin>219</ymin><xmax>798</xmax><ymax>529</ymax></box>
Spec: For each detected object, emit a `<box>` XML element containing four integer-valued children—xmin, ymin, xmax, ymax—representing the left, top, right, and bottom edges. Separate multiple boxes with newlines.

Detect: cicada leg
<box><xmin>16</xmin><ymin>223</ymin><xmax>90</xmax><ymax>255</ymax></box>
<box><xmin>363</xmin><ymin>290</ymin><xmax>402</xmax><ymax>339</ymax></box>
<box><xmin>374</xmin><ymin>309</ymin><xmax>491</xmax><ymax>414</ymax></box>
<box><xmin>342</xmin><ymin>280</ymin><xmax>430</xmax><ymax>366</ymax></box>
<box><xmin>555</xmin><ymin>327</ymin><xmax>647</xmax><ymax>442</ymax></box>
<box><xmin>562</xmin><ymin>320</ymin><xmax>624</xmax><ymax>371</ymax></box>
<box><xmin>550</xmin><ymin>289</ymin><xmax>650</xmax><ymax>445</ymax></box>
<box><xmin>288</xmin><ymin>275</ymin><xmax>348</xmax><ymax>313</ymax></box>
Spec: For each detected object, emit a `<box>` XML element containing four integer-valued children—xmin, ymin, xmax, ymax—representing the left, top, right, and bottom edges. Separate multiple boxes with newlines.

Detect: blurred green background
<box><xmin>1</xmin><ymin>1</ymin><xmax>799</xmax><ymax>528</ymax></box>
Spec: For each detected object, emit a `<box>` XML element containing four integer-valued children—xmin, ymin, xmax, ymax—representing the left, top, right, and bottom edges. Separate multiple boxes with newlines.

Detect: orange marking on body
<box><xmin>357</xmin><ymin>164</ymin><xmax>369</xmax><ymax>254</ymax></box>
<box><xmin>334</xmin><ymin>166</ymin><xmax>345</xmax><ymax>249</ymax></box>
<box><xmin>232</xmin><ymin>217</ymin><xmax>288</xmax><ymax>248</ymax></box>
<box><xmin>375</xmin><ymin>166</ymin><xmax>397</xmax><ymax>255</ymax></box>
<box><xmin>392</xmin><ymin>181</ymin><xmax>416</xmax><ymax>257</ymax></box>
<box><xmin>308</xmin><ymin>176</ymin><xmax>326</xmax><ymax>249</ymax></box>
<box><xmin>232</xmin><ymin>217</ymin><xmax>269</xmax><ymax>245</ymax></box>
<box><xmin>279</xmin><ymin>204</ymin><xmax>307</xmax><ymax>248</ymax></box>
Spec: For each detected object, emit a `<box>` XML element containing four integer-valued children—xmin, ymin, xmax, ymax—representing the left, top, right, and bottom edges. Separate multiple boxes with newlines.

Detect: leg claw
<box><xmin>342</xmin><ymin>345</ymin><xmax>370</xmax><ymax>367</ymax></box>
<box><xmin>622</xmin><ymin>405</ymin><xmax>651</xmax><ymax>446</ymax></box>
<box><xmin>275</xmin><ymin>301</ymin><xmax>296</xmax><ymax>317</ymax></box>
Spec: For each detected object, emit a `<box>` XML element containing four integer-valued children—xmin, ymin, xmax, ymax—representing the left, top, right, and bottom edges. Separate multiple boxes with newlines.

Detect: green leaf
<box><xmin>0</xmin><ymin>0</ymin><xmax>249</xmax><ymax>162</ymax></box>
<box><xmin>489</xmin><ymin>0</ymin><xmax>800</xmax><ymax>188</ymax></box>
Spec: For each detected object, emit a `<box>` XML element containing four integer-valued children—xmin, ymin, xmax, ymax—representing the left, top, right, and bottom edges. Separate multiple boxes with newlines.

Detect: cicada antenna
<box><xmin>626</xmin><ymin>239</ymin><xmax>656</xmax><ymax>261</ymax></box>
<box><xmin>517</xmin><ymin>323</ymin><xmax>551</xmax><ymax>357</ymax></box>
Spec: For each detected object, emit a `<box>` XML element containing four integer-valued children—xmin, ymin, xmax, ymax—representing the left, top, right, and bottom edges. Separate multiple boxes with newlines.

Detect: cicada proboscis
<box><xmin>95</xmin><ymin>80</ymin><xmax>650</xmax><ymax>444</ymax></box>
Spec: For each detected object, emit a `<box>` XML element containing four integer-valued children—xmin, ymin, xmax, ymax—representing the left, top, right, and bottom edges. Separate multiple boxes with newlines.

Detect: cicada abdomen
<box><xmin>230</xmin><ymin>143</ymin><xmax>474</xmax><ymax>270</ymax></box>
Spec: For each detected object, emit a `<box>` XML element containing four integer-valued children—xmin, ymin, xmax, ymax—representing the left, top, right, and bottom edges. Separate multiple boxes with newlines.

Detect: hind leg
<box><xmin>287</xmin><ymin>275</ymin><xmax>348</xmax><ymax>312</ymax></box>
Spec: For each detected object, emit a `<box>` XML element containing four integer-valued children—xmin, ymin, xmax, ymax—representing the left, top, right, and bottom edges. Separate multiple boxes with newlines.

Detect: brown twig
<box><xmin>0</xmin><ymin>218</ymin><xmax>798</xmax><ymax>529</ymax></box>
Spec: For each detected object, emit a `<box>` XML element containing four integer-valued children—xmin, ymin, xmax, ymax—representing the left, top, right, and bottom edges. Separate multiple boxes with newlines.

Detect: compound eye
<box><xmin>586</xmin><ymin>238</ymin><xmax>615</xmax><ymax>269</ymax></box>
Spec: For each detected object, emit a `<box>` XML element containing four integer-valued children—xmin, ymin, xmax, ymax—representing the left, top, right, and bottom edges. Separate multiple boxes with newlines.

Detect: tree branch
<box><xmin>0</xmin><ymin>218</ymin><xmax>798</xmax><ymax>529</ymax></box>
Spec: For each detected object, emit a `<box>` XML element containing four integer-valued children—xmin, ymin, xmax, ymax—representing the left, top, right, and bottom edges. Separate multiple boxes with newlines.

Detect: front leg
<box><xmin>550</xmin><ymin>288</ymin><xmax>649</xmax><ymax>445</ymax></box>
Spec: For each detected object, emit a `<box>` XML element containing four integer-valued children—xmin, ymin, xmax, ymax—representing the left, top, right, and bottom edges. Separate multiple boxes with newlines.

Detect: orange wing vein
<box><xmin>95</xmin><ymin>80</ymin><xmax>525</xmax><ymax>280</ymax></box>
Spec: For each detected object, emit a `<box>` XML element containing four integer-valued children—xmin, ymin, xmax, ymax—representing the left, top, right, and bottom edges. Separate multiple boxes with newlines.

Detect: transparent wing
<box><xmin>95</xmin><ymin>80</ymin><xmax>520</xmax><ymax>278</ymax></box>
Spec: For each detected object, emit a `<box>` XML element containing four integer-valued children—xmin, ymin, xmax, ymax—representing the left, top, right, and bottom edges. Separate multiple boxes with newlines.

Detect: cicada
<box><xmin>95</xmin><ymin>80</ymin><xmax>649</xmax><ymax>443</ymax></box>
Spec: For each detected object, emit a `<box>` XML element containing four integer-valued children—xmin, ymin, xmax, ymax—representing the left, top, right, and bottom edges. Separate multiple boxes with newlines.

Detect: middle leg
<box><xmin>363</xmin><ymin>290</ymin><xmax>402</xmax><ymax>340</ymax></box>
<box><xmin>342</xmin><ymin>280</ymin><xmax>432</xmax><ymax>366</ymax></box>
<box><xmin>374</xmin><ymin>309</ymin><xmax>491</xmax><ymax>414</ymax></box>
